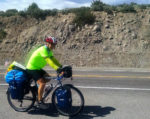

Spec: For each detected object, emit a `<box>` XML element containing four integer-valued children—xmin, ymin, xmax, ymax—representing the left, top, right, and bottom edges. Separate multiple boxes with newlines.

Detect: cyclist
<box><xmin>26</xmin><ymin>36</ymin><xmax>62</xmax><ymax>109</ymax></box>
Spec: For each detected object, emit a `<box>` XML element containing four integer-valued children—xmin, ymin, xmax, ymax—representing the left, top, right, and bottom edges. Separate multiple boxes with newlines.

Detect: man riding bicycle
<box><xmin>26</xmin><ymin>36</ymin><xmax>62</xmax><ymax>108</ymax></box>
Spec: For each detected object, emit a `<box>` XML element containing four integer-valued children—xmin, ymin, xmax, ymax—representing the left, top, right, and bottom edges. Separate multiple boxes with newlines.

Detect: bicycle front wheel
<box><xmin>7</xmin><ymin>87</ymin><xmax>36</xmax><ymax>112</ymax></box>
<box><xmin>52</xmin><ymin>85</ymin><xmax>84</xmax><ymax>117</ymax></box>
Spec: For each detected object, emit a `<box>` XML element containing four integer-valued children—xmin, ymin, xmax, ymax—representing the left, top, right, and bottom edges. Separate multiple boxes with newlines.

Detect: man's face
<box><xmin>47</xmin><ymin>43</ymin><xmax>56</xmax><ymax>50</ymax></box>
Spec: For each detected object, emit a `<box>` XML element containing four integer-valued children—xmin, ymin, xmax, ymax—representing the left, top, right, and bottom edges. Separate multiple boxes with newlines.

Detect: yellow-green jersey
<box><xmin>26</xmin><ymin>45</ymin><xmax>62</xmax><ymax>70</ymax></box>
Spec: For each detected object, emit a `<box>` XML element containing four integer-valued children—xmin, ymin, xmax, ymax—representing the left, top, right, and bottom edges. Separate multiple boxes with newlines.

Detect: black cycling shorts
<box><xmin>26</xmin><ymin>69</ymin><xmax>47</xmax><ymax>81</ymax></box>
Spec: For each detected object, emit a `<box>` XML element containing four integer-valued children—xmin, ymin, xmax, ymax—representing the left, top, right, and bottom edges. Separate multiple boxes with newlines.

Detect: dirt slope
<box><xmin>0</xmin><ymin>10</ymin><xmax>150</xmax><ymax>68</ymax></box>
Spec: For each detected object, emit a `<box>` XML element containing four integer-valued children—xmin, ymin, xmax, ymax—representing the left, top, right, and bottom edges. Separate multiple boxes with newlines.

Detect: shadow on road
<box><xmin>70</xmin><ymin>106</ymin><xmax>116</xmax><ymax>119</ymax></box>
<box><xmin>28</xmin><ymin>104</ymin><xmax>59</xmax><ymax>117</ymax></box>
<box><xmin>28</xmin><ymin>104</ymin><xmax>116</xmax><ymax>118</ymax></box>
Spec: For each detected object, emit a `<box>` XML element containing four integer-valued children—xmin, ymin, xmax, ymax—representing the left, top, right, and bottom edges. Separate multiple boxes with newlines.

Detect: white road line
<box><xmin>0</xmin><ymin>83</ymin><xmax>150</xmax><ymax>91</ymax></box>
<box><xmin>76</xmin><ymin>86</ymin><xmax>150</xmax><ymax>91</ymax></box>
<box><xmin>0</xmin><ymin>84</ymin><xmax>8</xmax><ymax>86</ymax></box>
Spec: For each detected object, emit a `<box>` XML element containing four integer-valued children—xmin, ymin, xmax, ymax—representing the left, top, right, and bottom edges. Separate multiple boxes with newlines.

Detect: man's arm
<box><xmin>45</xmin><ymin>57</ymin><xmax>62</xmax><ymax>70</ymax></box>
<box><xmin>50</xmin><ymin>56</ymin><xmax>62</xmax><ymax>67</ymax></box>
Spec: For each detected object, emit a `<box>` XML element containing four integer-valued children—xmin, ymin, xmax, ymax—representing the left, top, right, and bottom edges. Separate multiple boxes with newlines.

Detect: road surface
<box><xmin>0</xmin><ymin>68</ymin><xmax>150</xmax><ymax>119</ymax></box>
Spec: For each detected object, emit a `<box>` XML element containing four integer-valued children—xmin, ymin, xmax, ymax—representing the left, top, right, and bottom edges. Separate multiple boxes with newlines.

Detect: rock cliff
<box><xmin>0</xmin><ymin>10</ymin><xmax>150</xmax><ymax>68</ymax></box>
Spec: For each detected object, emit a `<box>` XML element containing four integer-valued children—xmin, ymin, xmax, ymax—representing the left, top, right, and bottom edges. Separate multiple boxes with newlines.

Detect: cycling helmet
<box><xmin>44</xmin><ymin>36</ymin><xmax>57</xmax><ymax>44</ymax></box>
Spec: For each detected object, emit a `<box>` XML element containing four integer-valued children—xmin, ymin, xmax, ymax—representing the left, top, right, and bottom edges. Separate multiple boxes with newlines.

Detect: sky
<box><xmin>0</xmin><ymin>0</ymin><xmax>150</xmax><ymax>11</ymax></box>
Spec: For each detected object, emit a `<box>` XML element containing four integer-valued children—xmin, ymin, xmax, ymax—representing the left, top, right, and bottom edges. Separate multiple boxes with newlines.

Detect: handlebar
<box><xmin>57</xmin><ymin>71</ymin><xmax>73</xmax><ymax>81</ymax></box>
<box><xmin>57</xmin><ymin>72</ymin><xmax>63</xmax><ymax>80</ymax></box>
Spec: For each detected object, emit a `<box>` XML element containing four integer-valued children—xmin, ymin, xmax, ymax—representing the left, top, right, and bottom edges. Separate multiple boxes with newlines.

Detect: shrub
<box><xmin>27</xmin><ymin>3</ymin><xmax>45</xmax><ymax>19</ymax></box>
<box><xmin>27</xmin><ymin>3</ymin><xmax>39</xmax><ymax>13</ymax></box>
<box><xmin>50</xmin><ymin>9</ymin><xmax>58</xmax><ymax>16</ymax></box>
<box><xmin>0</xmin><ymin>11</ymin><xmax>5</xmax><ymax>16</ymax></box>
<box><xmin>18</xmin><ymin>11</ymin><xmax>27</xmax><ymax>17</ymax></box>
<box><xmin>138</xmin><ymin>4</ymin><xmax>147</xmax><ymax>9</ymax></box>
<box><xmin>72</xmin><ymin>7</ymin><xmax>95</xmax><ymax>27</ymax></box>
<box><xmin>61</xmin><ymin>8</ymin><xmax>71</xmax><ymax>15</ymax></box>
<box><xmin>118</xmin><ymin>4</ymin><xmax>136</xmax><ymax>13</ymax></box>
<box><xmin>26</xmin><ymin>3</ymin><xmax>42</xmax><ymax>19</ymax></box>
<box><xmin>91</xmin><ymin>1</ymin><xmax>116</xmax><ymax>14</ymax></box>
<box><xmin>103</xmin><ymin>5</ymin><xmax>113</xmax><ymax>14</ymax></box>
<box><xmin>0</xmin><ymin>9</ymin><xmax>18</xmax><ymax>17</ymax></box>
<box><xmin>90</xmin><ymin>1</ymin><xmax>139</xmax><ymax>13</ymax></box>
<box><xmin>32</xmin><ymin>9</ymin><xmax>46</xmax><ymax>19</ymax></box>
<box><xmin>61</xmin><ymin>8</ymin><xmax>88</xmax><ymax>15</ymax></box>
<box><xmin>5</xmin><ymin>9</ymin><xmax>18</xmax><ymax>17</ymax></box>
<box><xmin>26</xmin><ymin>3</ymin><xmax>58</xmax><ymax>19</ymax></box>
<box><xmin>91</xmin><ymin>0</ymin><xmax>105</xmax><ymax>11</ymax></box>
<box><xmin>0</xmin><ymin>29</ymin><xmax>7</xmax><ymax>39</ymax></box>
<box><xmin>110</xmin><ymin>6</ymin><xmax>118</xmax><ymax>11</ymax></box>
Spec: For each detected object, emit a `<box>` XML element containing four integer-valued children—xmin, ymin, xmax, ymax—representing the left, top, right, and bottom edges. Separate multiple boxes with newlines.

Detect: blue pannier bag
<box><xmin>5</xmin><ymin>69</ymin><xmax>27</xmax><ymax>99</ymax></box>
<box><xmin>55</xmin><ymin>88</ymin><xmax>72</xmax><ymax>109</ymax></box>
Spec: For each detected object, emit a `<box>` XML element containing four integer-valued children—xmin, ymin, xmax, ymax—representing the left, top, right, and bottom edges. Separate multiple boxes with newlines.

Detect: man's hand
<box><xmin>57</xmin><ymin>67</ymin><xmax>63</xmax><ymax>74</ymax></box>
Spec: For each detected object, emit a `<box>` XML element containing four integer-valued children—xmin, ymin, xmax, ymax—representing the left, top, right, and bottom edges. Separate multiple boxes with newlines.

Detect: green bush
<box><xmin>61</xmin><ymin>7</ymin><xmax>91</xmax><ymax>15</ymax></box>
<box><xmin>118</xmin><ymin>4</ymin><xmax>136</xmax><ymax>13</ymax></box>
<box><xmin>61</xmin><ymin>8</ymin><xmax>71</xmax><ymax>15</ymax></box>
<box><xmin>32</xmin><ymin>9</ymin><xmax>46</xmax><ymax>19</ymax></box>
<box><xmin>5</xmin><ymin>9</ymin><xmax>18</xmax><ymax>17</ymax></box>
<box><xmin>0</xmin><ymin>11</ymin><xmax>5</xmax><ymax>16</ymax></box>
<box><xmin>90</xmin><ymin>1</ymin><xmax>139</xmax><ymax>13</ymax></box>
<box><xmin>27</xmin><ymin>3</ymin><xmax>39</xmax><ymax>13</ymax></box>
<box><xmin>0</xmin><ymin>29</ymin><xmax>7</xmax><ymax>39</ymax></box>
<box><xmin>0</xmin><ymin>9</ymin><xmax>18</xmax><ymax>17</ymax></box>
<box><xmin>138</xmin><ymin>4</ymin><xmax>147</xmax><ymax>9</ymax></box>
<box><xmin>18</xmin><ymin>11</ymin><xmax>27</xmax><ymax>17</ymax></box>
<box><xmin>26</xmin><ymin>3</ymin><xmax>58</xmax><ymax>19</ymax></box>
<box><xmin>91</xmin><ymin>0</ymin><xmax>105</xmax><ymax>11</ymax></box>
<box><xmin>26</xmin><ymin>3</ymin><xmax>42</xmax><ymax>19</ymax></box>
<box><xmin>103</xmin><ymin>5</ymin><xmax>113</xmax><ymax>14</ymax></box>
<box><xmin>72</xmin><ymin>7</ymin><xmax>95</xmax><ymax>27</ymax></box>
<box><xmin>50</xmin><ymin>9</ymin><xmax>58</xmax><ymax>16</ymax></box>
<box><xmin>110</xmin><ymin>6</ymin><xmax>118</xmax><ymax>11</ymax></box>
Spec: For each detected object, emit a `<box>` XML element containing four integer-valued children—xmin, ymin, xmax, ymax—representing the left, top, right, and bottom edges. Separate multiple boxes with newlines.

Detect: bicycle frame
<box><xmin>42</xmin><ymin>73</ymin><xmax>72</xmax><ymax>100</ymax></box>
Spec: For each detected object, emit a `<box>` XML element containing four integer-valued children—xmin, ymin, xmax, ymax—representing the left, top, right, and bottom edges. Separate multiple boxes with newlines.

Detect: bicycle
<box><xmin>6</xmin><ymin>66</ymin><xmax>84</xmax><ymax>117</ymax></box>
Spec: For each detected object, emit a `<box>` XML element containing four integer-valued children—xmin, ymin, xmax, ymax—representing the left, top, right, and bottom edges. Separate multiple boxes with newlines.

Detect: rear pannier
<box><xmin>5</xmin><ymin>69</ymin><xmax>27</xmax><ymax>99</ymax></box>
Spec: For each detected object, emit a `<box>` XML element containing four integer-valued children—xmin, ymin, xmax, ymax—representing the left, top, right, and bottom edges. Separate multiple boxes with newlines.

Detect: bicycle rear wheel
<box><xmin>7</xmin><ymin>87</ymin><xmax>36</xmax><ymax>112</ymax></box>
<box><xmin>52</xmin><ymin>85</ymin><xmax>84</xmax><ymax>117</ymax></box>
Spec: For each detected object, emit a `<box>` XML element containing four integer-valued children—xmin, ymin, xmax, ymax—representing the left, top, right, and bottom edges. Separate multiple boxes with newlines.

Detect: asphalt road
<box><xmin>0</xmin><ymin>68</ymin><xmax>150</xmax><ymax>119</ymax></box>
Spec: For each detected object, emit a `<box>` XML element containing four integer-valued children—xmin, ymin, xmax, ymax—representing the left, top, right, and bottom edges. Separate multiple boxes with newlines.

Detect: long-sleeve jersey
<box><xmin>26</xmin><ymin>45</ymin><xmax>62</xmax><ymax>70</ymax></box>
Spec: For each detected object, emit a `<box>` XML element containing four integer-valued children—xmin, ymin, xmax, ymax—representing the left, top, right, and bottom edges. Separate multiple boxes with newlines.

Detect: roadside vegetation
<box><xmin>0</xmin><ymin>1</ymin><xmax>149</xmax><ymax>17</ymax></box>
<box><xmin>72</xmin><ymin>7</ymin><xmax>95</xmax><ymax>27</ymax></box>
<box><xmin>0</xmin><ymin>3</ymin><xmax>58</xmax><ymax>20</ymax></box>
<box><xmin>0</xmin><ymin>29</ymin><xmax>7</xmax><ymax>39</ymax></box>
<box><xmin>0</xmin><ymin>0</ymin><xmax>150</xmax><ymax>27</ymax></box>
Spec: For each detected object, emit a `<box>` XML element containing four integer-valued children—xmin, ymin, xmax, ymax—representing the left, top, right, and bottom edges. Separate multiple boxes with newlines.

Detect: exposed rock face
<box><xmin>0</xmin><ymin>10</ymin><xmax>150</xmax><ymax>68</ymax></box>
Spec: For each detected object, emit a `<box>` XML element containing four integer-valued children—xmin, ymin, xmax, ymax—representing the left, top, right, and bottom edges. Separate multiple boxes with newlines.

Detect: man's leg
<box><xmin>37</xmin><ymin>78</ymin><xmax>46</xmax><ymax>101</ymax></box>
<box><xmin>26</xmin><ymin>69</ymin><xmax>51</xmax><ymax>103</ymax></box>
<box><xmin>36</xmin><ymin>77</ymin><xmax>51</xmax><ymax>109</ymax></box>
<box><xmin>37</xmin><ymin>75</ymin><xmax>51</xmax><ymax>101</ymax></box>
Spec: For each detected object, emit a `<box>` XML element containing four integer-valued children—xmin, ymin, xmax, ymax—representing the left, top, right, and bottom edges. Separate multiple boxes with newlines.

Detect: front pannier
<box><xmin>55</xmin><ymin>88</ymin><xmax>72</xmax><ymax>109</ymax></box>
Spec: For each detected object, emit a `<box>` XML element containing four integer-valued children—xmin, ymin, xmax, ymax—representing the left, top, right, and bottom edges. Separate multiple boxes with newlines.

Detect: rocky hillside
<box><xmin>0</xmin><ymin>10</ymin><xmax>150</xmax><ymax>68</ymax></box>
